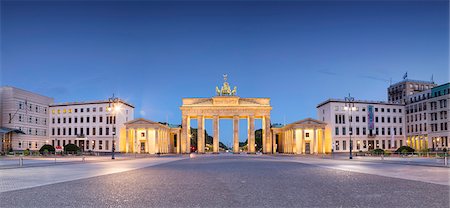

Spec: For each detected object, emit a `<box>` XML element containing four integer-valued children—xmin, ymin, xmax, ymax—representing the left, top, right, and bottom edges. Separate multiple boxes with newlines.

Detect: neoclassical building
<box><xmin>120</xmin><ymin>75</ymin><xmax>331</xmax><ymax>155</ymax></box>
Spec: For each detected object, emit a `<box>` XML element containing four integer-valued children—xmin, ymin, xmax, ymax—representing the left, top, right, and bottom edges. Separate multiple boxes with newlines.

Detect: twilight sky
<box><xmin>1</xmin><ymin>0</ymin><xmax>448</xmax><ymax>146</ymax></box>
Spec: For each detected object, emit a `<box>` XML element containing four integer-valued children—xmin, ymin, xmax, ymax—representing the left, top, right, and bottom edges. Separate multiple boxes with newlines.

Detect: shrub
<box><xmin>39</xmin><ymin>144</ymin><xmax>55</xmax><ymax>154</ymax></box>
<box><xmin>64</xmin><ymin>144</ymin><xmax>80</xmax><ymax>152</ymax></box>
<box><xmin>372</xmin><ymin>149</ymin><xmax>384</xmax><ymax>155</ymax></box>
<box><xmin>23</xmin><ymin>149</ymin><xmax>30</xmax><ymax>156</ymax></box>
<box><xmin>443</xmin><ymin>148</ymin><xmax>447</xmax><ymax>153</ymax></box>
<box><xmin>395</xmin><ymin>146</ymin><xmax>415</xmax><ymax>153</ymax></box>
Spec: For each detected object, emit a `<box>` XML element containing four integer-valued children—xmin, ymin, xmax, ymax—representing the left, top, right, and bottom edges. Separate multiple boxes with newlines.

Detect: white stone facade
<box><xmin>49</xmin><ymin>101</ymin><xmax>134</xmax><ymax>152</ymax></box>
<box><xmin>317</xmin><ymin>100</ymin><xmax>406</xmax><ymax>153</ymax></box>
<box><xmin>0</xmin><ymin>86</ymin><xmax>54</xmax><ymax>151</ymax></box>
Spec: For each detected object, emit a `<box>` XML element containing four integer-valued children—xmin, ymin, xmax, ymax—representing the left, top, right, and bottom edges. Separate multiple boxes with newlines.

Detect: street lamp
<box><xmin>107</xmin><ymin>94</ymin><xmax>121</xmax><ymax>160</ymax></box>
<box><xmin>344</xmin><ymin>93</ymin><xmax>355</xmax><ymax>159</ymax></box>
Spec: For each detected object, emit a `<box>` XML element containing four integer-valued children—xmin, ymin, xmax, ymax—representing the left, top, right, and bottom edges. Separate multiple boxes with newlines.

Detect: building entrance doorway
<box><xmin>140</xmin><ymin>142</ymin><xmax>145</xmax><ymax>152</ymax></box>
<box><xmin>368</xmin><ymin>140</ymin><xmax>375</xmax><ymax>150</ymax></box>
<box><xmin>79</xmin><ymin>140</ymin><xmax>85</xmax><ymax>151</ymax></box>
<box><xmin>305</xmin><ymin>142</ymin><xmax>311</xmax><ymax>154</ymax></box>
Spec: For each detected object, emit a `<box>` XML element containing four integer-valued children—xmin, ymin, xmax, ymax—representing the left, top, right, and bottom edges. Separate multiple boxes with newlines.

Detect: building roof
<box><xmin>316</xmin><ymin>98</ymin><xmax>404</xmax><ymax>108</ymax></box>
<box><xmin>50</xmin><ymin>99</ymin><xmax>134</xmax><ymax>108</ymax></box>
<box><xmin>389</xmin><ymin>79</ymin><xmax>436</xmax><ymax>87</ymax></box>
<box><xmin>0</xmin><ymin>127</ymin><xmax>25</xmax><ymax>135</ymax></box>
<box><xmin>0</xmin><ymin>86</ymin><xmax>54</xmax><ymax>100</ymax></box>
<box><xmin>272</xmin><ymin>118</ymin><xmax>326</xmax><ymax>130</ymax></box>
<box><xmin>123</xmin><ymin>118</ymin><xmax>181</xmax><ymax>129</ymax></box>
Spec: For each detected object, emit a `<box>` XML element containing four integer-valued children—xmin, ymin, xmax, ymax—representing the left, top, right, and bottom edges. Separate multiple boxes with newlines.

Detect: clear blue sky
<box><xmin>1</xmin><ymin>0</ymin><xmax>448</xmax><ymax>146</ymax></box>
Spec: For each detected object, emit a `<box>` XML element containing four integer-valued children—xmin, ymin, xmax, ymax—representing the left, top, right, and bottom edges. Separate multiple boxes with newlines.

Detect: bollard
<box><xmin>19</xmin><ymin>157</ymin><xmax>23</xmax><ymax>167</ymax></box>
<box><xmin>381</xmin><ymin>154</ymin><xmax>384</xmax><ymax>160</ymax></box>
<box><xmin>445</xmin><ymin>153</ymin><xmax>448</xmax><ymax>166</ymax></box>
<box><xmin>82</xmin><ymin>156</ymin><xmax>85</xmax><ymax>162</ymax></box>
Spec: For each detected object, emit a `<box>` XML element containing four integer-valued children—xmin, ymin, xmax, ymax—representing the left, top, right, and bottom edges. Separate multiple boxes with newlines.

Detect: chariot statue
<box><xmin>215</xmin><ymin>74</ymin><xmax>237</xmax><ymax>96</ymax></box>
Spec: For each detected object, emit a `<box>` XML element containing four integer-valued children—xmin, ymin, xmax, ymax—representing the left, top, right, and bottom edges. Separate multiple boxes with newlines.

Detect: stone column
<box><xmin>272</xmin><ymin>131</ymin><xmax>276</xmax><ymax>154</ymax></box>
<box><xmin>197</xmin><ymin>116</ymin><xmax>204</xmax><ymax>153</ymax></box>
<box><xmin>181</xmin><ymin>115</ymin><xmax>188</xmax><ymax>153</ymax></box>
<box><xmin>177</xmin><ymin>131</ymin><xmax>181</xmax><ymax>154</ymax></box>
<box><xmin>125</xmin><ymin>128</ymin><xmax>129</xmax><ymax>153</ymax></box>
<box><xmin>134</xmin><ymin>129</ymin><xmax>138</xmax><ymax>153</ymax></box>
<box><xmin>312</xmin><ymin>128</ymin><xmax>317</xmax><ymax>154</ymax></box>
<box><xmin>290</xmin><ymin>129</ymin><xmax>295</xmax><ymax>154</ymax></box>
<box><xmin>262</xmin><ymin>116</ymin><xmax>266</xmax><ymax>153</ymax></box>
<box><xmin>298</xmin><ymin>128</ymin><xmax>303</xmax><ymax>154</ymax></box>
<box><xmin>286</xmin><ymin>130</ymin><xmax>290</xmax><ymax>153</ymax></box>
<box><xmin>293</xmin><ymin>128</ymin><xmax>297</xmax><ymax>154</ymax></box>
<box><xmin>248</xmin><ymin>115</ymin><xmax>255</xmax><ymax>153</ymax></box>
<box><xmin>213</xmin><ymin>115</ymin><xmax>220</xmax><ymax>153</ymax></box>
<box><xmin>145</xmin><ymin>128</ymin><xmax>149</xmax><ymax>153</ymax></box>
<box><xmin>187</xmin><ymin>119</ymin><xmax>191</xmax><ymax>153</ymax></box>
<box><xmin>322</xmin><ymin>128</ymin><xmax>325</xmax><ymax>154</ymax></box>
<box><xmin>302</xmin><ymin>129</ymin><xmax>306</xmax><ymax>154</ymax></box>
<box><xmin>233</xmin><ymin>115</ymin><xmax>239</xmax><ymax>154</ymax></box>
<box><xmin>264</xmin><ymin>115</ymin><xmax>271</xmax><ymax>154</ymax></box>
<box><xmin>155</xmin><ymin>129</ymin><xmax>159</xmax><ymax>154</ymax></box>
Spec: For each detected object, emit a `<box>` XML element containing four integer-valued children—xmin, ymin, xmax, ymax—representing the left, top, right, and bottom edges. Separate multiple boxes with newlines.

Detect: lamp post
<box><xmin>344</xmin><ymin>93</ymin><xmax>355</xmax><ymax>160</ymax></box>
<box><xmin>107</xmin><ymin>94</ymin><xmax>121</xmax><ymax>160</ymax></box>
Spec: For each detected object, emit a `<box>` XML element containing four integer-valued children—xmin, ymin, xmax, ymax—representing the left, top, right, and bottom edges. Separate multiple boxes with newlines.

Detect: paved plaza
<box><xmin>0</xmin><ymin>154</ymin><xmax>449</xmax><ymax>207</ymax></box>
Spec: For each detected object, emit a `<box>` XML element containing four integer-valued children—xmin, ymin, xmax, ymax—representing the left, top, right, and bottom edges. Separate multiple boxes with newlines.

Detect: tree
<box><xmin>372</xmin><ymin>148</ymin><xmax>384</xmax><ymax>155</ymax></box>
<box><xmin>64</xmin><ymin>144</ymin><xmax>80</xmax><ymax>152</ymax></box>
<box><xmin>395</xmin><ymin>146</ymin><xmax>414</xmax><ymax>154</ymax></box>
<box><xmin>39</xmin><ymin>144</ymin><xmax>55</xmax><ymax>154</ymax></box>
<box><xmin>189</xmin><ymin>127</ymin><xmax>229</xmax><ymax>151</ymax></box>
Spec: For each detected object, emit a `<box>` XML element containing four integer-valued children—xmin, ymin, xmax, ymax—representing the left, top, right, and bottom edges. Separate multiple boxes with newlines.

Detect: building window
<box><xmin>106</xmin><ymin>127</ymin><xmax>109</xmax><ymax>136</ymax></box>
<box><xmin>335</xmin><ymin>127</ymin><xmax>339</xmax><ymax>136</ymax></box>
<box><xmin>335</xmin><ymin>141</ymin><xmax>340</xmax><ymax>151</ymax></box>
<box><xmin>99</xmin><ymin>140</ymin><xmax>103</xmax><ymax>150</ymax></box>
<box><xmin>106</xmin><ymin>140</ymin><xmax>109</xmax><ymax>150</ymax></box>
<box><xmin>342</xmin><ymin>140</ymin><xmax>347</xmax><ymax>151</ymax></box>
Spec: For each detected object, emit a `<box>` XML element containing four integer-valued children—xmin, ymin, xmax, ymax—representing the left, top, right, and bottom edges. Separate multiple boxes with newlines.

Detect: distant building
<box><xmin>317</xmin><ymin>99</ymin><xmax>405</xmax><ymax>153</ymax></box>
<box><xmin>0</xmin><ymin>86</ymin><xmax>54</xmax><ymax>152</ymax></box>
<box><xmin>405</xmin><ymin>83</ymin><xmax>449</xmax><ymax>150</ymax></box>
<box><xmin>49</xmin><ymin>100</ymin><xmax>134</xmax><ymax>152</ymax></box>
<box><xmin>387</xmin><ymin>79</ymin><xmax>436</xmax><ymax>104</ymax></box>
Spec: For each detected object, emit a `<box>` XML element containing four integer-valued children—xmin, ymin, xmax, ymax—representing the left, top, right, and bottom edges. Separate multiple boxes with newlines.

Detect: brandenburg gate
<box><xmin>121</xmin><ymin>75</ymin><xmax>330</xmax><ymax>155</ymax></box>
<box><xmin>180</xmin><ymin>75</ymin><xmax>272</xmax><ymax>154</ymax></box>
